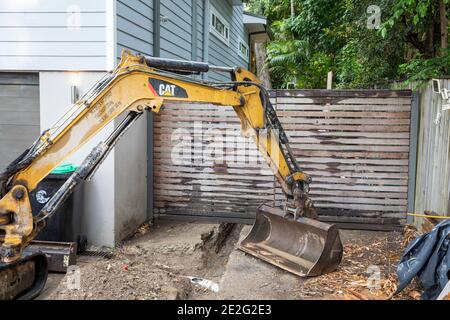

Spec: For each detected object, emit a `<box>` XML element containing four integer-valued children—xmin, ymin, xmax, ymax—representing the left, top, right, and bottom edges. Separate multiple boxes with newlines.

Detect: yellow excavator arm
<box><xmin>0</xmin><ymin>51</ymin><xmax>342</xmax><ymax>299</ymax></box>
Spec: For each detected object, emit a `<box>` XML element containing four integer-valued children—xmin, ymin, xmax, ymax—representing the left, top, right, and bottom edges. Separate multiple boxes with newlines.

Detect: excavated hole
<box><xmin>187</xmin><ymin>223</ymin><xmax>243</xmax><ymax>299</ymax></box>
<box><xmin>42</xmin><ymin>221</ymin><xmax>245</xmax><ymax>300</ymax></box>
<box><xmin>198</xmin><ymin>223</ymin><xmax>243</xmax><ymax>270</ymax></box>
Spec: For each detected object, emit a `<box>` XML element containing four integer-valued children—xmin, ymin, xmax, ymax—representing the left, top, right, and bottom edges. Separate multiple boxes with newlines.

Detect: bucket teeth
<box><xmin>239</xmin><ymin>204</ymin><xmax>343</xmax><ymax>277</ymax></box>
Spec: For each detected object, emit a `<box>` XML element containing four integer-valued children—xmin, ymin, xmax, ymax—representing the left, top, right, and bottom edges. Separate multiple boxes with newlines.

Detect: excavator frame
<box><xmin>0</xmin><ymin>51</ymin><xmax>342</xmax><ymax>299</ymax></box>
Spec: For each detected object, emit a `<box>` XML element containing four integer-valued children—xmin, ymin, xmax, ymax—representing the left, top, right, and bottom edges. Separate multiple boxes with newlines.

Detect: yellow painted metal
<box><xmin>291</xmin><ymin>172</ymin><xmax>310</xmax><ymax>182</ymax></box>
<box><xmin>14</xmin><ymin>53</ymin><xmax>244</xmax><ymax>191</ymax></box>
<box><xmin>0</xmin><ymin>50</ymin><xmax>297</xmax><ymax>262</ymax></box>
<box><xmin>408</xmin><ymin>213</ymin><xmax>450</xmax><ymax>219</ymax></box>
<box><xmin>232</xmin><ymin>67</ymin><xmax>293</xmax><ymax>195</ymax></box>
<box><xmin>0</xmin><ymin>186</ymin><xmax>34</xmax><ymax>262</ymax></box>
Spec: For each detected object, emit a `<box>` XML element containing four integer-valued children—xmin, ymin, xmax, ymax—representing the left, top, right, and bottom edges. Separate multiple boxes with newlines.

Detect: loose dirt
<box><xmin>45</xmin><ymin>220</ymin><xmax>241</xmax><ymax>300</ymax></box>
<box><xmin>41</xmin><ymin>220</ymin><xmax>421</xmax><ymax>300</ymax></box>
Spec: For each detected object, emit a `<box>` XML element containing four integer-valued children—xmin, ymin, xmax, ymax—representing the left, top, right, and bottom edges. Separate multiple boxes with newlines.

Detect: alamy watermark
<box><xmin>367</xmin><ymin>5</ymin><xmax>381</xmax><ymax>30</ymax></box>
<box><xmin>168</xmin><ymin>121</ymin><xmax>280</xmax><ymax>174</ymax></box>
<box><xmin>366</xmin><ymin>265</ymin><xmax>382</xmax><ymax>290</ymax></box>
<box><xmin>66</xmin><ymin>5</ymin><xmax>81</xmax><ymax>29</ymax></box>
<box><xmin>66</xmin><ymin>265</ymin><xmax>81</xmax><ymax>290</ymax></box>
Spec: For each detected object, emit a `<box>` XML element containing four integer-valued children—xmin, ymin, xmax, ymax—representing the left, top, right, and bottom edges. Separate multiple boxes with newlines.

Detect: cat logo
<box><xmin>148</xmin><ymin>78</ymin><xmax>188</xmax><ymax>98</ymax></box>
<box><xmin>159</xmin><ymin>84</ymin><xmax>176</xmax><ymax>96</ymax></box>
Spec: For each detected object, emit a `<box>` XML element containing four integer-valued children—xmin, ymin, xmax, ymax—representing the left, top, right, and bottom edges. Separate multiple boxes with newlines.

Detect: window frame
<box><xmin>238</xmin><ymin>37</ymin><xmax>250</xmax><ymax>62</ymax></box>
<box><xmin>210</xmin><ymin>6</ymin><xmax>230</xmax><ymax>46</ymax></box>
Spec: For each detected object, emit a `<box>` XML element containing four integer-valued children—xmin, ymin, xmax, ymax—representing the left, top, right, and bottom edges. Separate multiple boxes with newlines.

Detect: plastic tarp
<box><xmin>396</xmin><ymin>220</ymin><xmax>450</xmax><ymax>300</ymax></box>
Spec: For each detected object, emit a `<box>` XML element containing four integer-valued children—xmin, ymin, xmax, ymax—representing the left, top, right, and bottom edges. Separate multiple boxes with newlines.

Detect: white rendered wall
<box><xmin>39</xmin><ymin>71</ymin><xmax>115</xmax><ymax>247</ymax></box>
<box><xmin>39</xmin><ymin>70</ymin><xmax>148</xmax><ymax>247</ymax></box>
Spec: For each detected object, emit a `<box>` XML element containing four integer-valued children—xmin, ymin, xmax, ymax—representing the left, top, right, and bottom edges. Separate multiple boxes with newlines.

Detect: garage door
<box><xmin>0</xmin><ymin>73</ymin><xmax>39</xmax><ymax>172</ymax></box>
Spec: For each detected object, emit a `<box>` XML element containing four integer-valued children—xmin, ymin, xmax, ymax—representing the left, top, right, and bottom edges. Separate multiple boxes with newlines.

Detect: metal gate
<box><xmin>0</xmin><ymin>73</ymin><xmax>40</xmax><ymax>171</ymax></box>
<box><xmin>153</xmin><ymin>89</ymin><xmax>413</xmax><ymax>230</ymax></box>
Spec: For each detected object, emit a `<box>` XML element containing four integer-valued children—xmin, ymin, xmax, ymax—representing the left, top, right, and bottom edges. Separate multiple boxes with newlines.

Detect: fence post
<box><xmin>407</xmin><ymin>91</ymin><xmax>420</xmax><ymax>224</ymax></box>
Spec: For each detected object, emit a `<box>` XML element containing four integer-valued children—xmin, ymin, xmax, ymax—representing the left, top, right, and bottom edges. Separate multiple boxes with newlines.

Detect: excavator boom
<box><xmin>0</xmin><ymin>51</ymin><xmax>342</xmax><ymax>299</ymax></box>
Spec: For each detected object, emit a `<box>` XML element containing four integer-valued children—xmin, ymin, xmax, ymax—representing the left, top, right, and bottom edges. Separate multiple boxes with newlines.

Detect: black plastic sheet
<box><xmin>396</xmin><ymin>220</ymin><xmax>450</xmax><ymax>300</ymax></box>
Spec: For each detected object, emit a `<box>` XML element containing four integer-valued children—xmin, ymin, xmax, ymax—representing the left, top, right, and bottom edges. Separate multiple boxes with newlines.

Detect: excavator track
<box><xmin>0</xmin><ymin>252</ymin><xmax>48</xmax><ymax>300</ymax></box>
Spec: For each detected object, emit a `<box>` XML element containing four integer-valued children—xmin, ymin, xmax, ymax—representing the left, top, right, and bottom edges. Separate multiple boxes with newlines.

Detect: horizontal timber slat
<box><xmin>153</xmin><ymin>89</ymin><xmax>412</xmax><ymax>228</ymax></box>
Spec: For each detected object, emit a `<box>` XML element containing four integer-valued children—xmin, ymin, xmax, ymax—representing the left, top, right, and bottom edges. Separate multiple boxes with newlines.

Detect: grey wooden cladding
<box><xmin>153</xmin><ymin>89</ymin><xmax>412</xmax><ymax>230</ymax></box>
<box><xmin>208</xmin><ymin>0</ymin><xmax>249</xmax><ymax>81</ymax></box>
<box><xmin>117</xmin><ymin>0</ymin><xmax>154</xmax><ymax>59</ymax></box>
<box><xmin>0</xmin><ymin>73</ymin><xmax>40</xmax><ymax>172</ymax></box>
<box><xmin>160</xmin><ymin>0</ymin><xmax>192</xmax><ymax>61</ymax></box>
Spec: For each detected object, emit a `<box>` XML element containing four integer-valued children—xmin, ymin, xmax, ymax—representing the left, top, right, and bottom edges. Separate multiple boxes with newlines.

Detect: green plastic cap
<box><xmin>51</xmin><ymin>163</ymin><xmax>78</xmax><ymax>174</ymax></box>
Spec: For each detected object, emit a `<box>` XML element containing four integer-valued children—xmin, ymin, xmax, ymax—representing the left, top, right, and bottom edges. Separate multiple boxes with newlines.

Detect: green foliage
<box><xmin>245</xmin><ymin>0</ymin><xmax>449</xmax><ymax>89</ymax></box>
<box><xmin>399</xmin><ymin>50</ymin><xmax>450</xmax><ymax>82</ymax></box>
<box><xmin>244</xmin><ymin>0</ymin><xmax>295</xmax><ymax>21</ymax></box>
<box><xmin>381</xmin><ymin>0</ymin><xmax>448</xmax><ymax>32</ymax></box>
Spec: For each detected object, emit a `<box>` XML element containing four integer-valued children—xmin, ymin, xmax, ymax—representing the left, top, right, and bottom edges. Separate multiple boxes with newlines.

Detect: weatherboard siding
<box><xmin>197</xmin><ymin>0</ymin><xmax>204</xmax><ymax>61</ymax></box>
<box><xmin>0</xmin><ymin>0</ymin><xmax>108</xmax><ymax>71</ymax></box>
<box><xmin>116</xmin><ymin>0</ymin><xmax>154</xmax><ymax>60</ymax></box>
<box><xmin>0</xmin><ymin>0</ymin><xmax>250</xmax><ymax>73</ymax></box>
<box><xmin>208</xmin><ymin>0</ymin><xmax>249</xmax><ymax>81</ymax></box>
<box><xmin>116</xmin><ymin>0</ymin><xmax>249</xmax><ymax>79</ymax></box>
<box><xmin>160</xmin><ymin>0</ymin><xmax>192</xmax><ymax>60</ymax></box>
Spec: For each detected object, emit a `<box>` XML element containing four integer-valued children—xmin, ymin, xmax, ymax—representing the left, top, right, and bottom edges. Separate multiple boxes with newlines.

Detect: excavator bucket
<box><xmin>239</xmin><ymin>205</ymin><xmax>343</xmax><ymax>277</ymax></box>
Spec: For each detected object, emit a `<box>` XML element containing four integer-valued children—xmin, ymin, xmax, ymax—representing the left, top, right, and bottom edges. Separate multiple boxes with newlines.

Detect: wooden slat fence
<box><xmin>153</xmin><ymin>101</ymin><xmax>274</xmax><ymax>223</ymax></box>
<box><xmin>414</xmin><ymin>79</ymin><xmax>450</xmax><ymax>228</ymax></box>
<box><xmin>153</xmin><ymin>89</ymin><xmax>413</xmax><ymax>230</ymax></box>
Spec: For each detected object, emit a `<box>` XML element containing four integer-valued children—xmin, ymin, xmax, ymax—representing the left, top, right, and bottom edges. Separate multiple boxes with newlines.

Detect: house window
<box><xmin>238</xmin><ymin>39</ymin><xmax>250</xmax><ymax>61</ymax></box>
<box><xmin>210</xmin><ymin>7</ymin><xmax>230</xmax><ymax>45</ymax></box>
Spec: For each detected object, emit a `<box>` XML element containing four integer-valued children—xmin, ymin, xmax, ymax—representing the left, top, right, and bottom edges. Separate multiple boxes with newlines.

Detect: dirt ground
<box><xmin>38</xmin><ymin>219</ymin><xmax>421</xmax><ymax>300</ymax></box>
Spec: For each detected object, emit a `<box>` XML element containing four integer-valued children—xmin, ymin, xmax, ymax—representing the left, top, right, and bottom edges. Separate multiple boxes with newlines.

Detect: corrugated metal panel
<box><xmin>116</xmin><ymin>0</ymin><xmax>154</xmax><ymax>59</ymax></box>
<box><xmin>153</xmin><ymin>89</ymin><xmax>413</xmax><ymax>230</ymax></box>
<box><xmin>0</xmin><ymin>0</ymin><xmax>108</xmax><ymax>71</ymax></box>
<box><xmin>0</xmin><ymin>73</ymin><xmax>40</xmax><ymax>171</ymax></box>
<box><xmin>414</xmin><ymin>79</ymin><xmax>450</xmax><ymax>225</ymax></box>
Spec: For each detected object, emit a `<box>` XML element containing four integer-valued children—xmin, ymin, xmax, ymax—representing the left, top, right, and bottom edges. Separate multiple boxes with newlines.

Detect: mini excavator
<box><xmin>0</xmin><ymin>51</ymin><xmax>343</xmax><ymax>299</ymax></box>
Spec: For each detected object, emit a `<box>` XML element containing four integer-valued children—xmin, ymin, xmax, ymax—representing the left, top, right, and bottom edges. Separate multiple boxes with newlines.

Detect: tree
<box><xmin>244</xmin><ymin>0</ymin><xmax>449</xmax><ymax>88</ymax></box>
<box><xmin>381</xmin><ymin>0</ymin><xmax>449</xmax><ymax>81</ymax></box>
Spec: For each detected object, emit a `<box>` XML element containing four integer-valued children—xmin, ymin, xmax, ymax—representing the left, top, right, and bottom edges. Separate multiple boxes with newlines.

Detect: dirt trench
<box><xmin>41</xmin><ymin>220</ymin><xmax>243</xmax><ymax>300</ymax></box>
